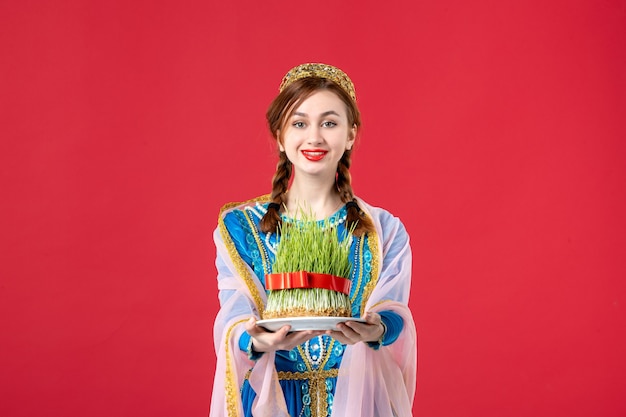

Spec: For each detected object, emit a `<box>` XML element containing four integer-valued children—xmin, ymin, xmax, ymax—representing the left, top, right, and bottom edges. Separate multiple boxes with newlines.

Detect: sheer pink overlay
<box><xmin>210</xmin><ymin>198</ymin><xmax>417</xmax><ymax>417</ymax></box>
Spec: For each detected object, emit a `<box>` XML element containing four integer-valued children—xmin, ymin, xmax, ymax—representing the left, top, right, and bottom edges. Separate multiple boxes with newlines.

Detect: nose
<box><xmin>306</xmin><ymin>125</ymin><xmax>323</xmax><ymax>145</ymax></box>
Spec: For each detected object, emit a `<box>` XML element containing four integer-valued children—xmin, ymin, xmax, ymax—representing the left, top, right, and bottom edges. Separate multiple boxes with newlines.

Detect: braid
<box><xmin>336</xmin><ymin>151</ymin><xmax>375</xmax><ymax>237</ymax></box>
<box><xmin>336</xmin><ymin>151</ymin><xmax>353</xmax><ymax>203</ymax></box>
<box><xmin>260</xmin><ymin>152</ymin><xmax>292</xmax><ymax>234</ymax></box>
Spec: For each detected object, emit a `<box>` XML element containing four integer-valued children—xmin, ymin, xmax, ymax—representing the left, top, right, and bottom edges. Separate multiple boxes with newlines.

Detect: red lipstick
<box><xmin>301</xmin><ymin>149</ymin><xmax>328</xmax><ymax>161</ymax></box>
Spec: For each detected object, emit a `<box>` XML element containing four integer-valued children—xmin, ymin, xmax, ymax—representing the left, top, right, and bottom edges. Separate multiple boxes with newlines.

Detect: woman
<box><xmin>210</xmin><ymin>63</ymin><xmax>416</xmax><ymax>417</ymax></box>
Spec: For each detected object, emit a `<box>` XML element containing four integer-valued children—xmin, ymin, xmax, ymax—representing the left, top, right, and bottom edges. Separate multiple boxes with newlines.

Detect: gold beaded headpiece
<box><xmin>279</xmin><ymin>63</ymin><xmax>357</xmax><ymax>102</ymax></box>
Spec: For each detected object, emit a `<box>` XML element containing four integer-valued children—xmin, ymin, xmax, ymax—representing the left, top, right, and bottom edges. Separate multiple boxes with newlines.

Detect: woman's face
<box><xmin>279</xmin><ymin>90</ymin><xmax>356</xmax><ymax>179</ymax></box>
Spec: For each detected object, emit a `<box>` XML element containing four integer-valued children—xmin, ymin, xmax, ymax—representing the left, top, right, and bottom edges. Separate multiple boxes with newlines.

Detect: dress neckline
<box><xmin>276</xmin><ymin>203</ymin><xmax>348</xmax><ymax>226</ymax></box>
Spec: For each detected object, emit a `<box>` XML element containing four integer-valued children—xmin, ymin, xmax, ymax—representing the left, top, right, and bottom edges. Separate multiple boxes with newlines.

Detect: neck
<box><xmin>285</xmin><ymin>175</ymin><xmax>343</xmax><ymax>220</ymax></box>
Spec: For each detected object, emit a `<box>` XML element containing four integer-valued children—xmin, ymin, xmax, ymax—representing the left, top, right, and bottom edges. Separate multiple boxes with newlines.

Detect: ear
<box><xmin>346</xmin><ymin>124</ymin><xmax>357</xmax><ymax>150</ymax></box>
<box><xmin>277</xmin><ymin>129</ymin><xmax>285</xmax><ymax>152</ymax></box>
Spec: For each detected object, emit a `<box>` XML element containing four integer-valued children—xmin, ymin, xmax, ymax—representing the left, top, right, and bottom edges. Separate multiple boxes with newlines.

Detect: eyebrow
<box><xmin>292</xmin><ymin>110</ymin><xmax>341</xmax><ymax>118</ymax></box>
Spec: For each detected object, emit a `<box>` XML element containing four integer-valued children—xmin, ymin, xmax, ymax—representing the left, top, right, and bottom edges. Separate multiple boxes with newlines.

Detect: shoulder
<box><xmin>218</xmin><ymin>194</ymin><xmax>272</xmax><ymax>220</ymax></box>
<box><xmin>355</xmin><ymin>197</ymin><xmax>406</xmax><ymax>229</ymax></box>
<box><xmin>355</xmin><ymin>197</ymin><xmax>410</xmax><ymax>245</ymax></box>
<box><xmin>217</xmin><ymin>194</ymin><xmax>272</xmax><ymax>236</ymax></box>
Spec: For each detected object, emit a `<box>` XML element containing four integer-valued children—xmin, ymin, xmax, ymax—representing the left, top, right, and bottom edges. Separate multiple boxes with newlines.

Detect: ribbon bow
<box><xmin>265</xmin><ymin>271</ymin><xmax>351</xmax><ymax>295</ymax></box>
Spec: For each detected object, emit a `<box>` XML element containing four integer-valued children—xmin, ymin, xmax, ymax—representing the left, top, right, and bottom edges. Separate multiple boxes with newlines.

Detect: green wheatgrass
<box><xmin>264</xmin><ymin>211</ymin><xmax>355</xmax><ymax>318</ymax></box>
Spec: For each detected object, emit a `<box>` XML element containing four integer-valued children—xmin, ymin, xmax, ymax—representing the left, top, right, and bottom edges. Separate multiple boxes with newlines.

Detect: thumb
<box><xmin>363</xmin><ymin>311</ymin><xmax>381</xmax><ymax>325</ymax></box>
<box><xmin>245</xmin><ymin>317</ymin><xmax>259</xmax><ymax>334</ymax></box>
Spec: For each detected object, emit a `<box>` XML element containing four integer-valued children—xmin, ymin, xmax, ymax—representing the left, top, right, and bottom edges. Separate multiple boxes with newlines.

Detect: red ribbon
<box><xmin>265</xmin><ymin>271</ymin><xmax>351</xmax><ymax>295</ymax></box>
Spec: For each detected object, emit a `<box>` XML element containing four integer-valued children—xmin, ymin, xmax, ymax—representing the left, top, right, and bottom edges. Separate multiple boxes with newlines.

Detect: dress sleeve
<box><xmin>212</xmin><ymin>204</ymin><xmax>289</xmax><ymax>417</ymax></box>
<box><xmin>221</xmin><ymin>210</ymin><xmax>268</xmax><ymax>358</ymax></box>
<box><xmin>366</xmin><ymin>310</ymin><xmax>404</xmax><ymax>350</ymax></box>
<box><xmin>222</xmin><ymin>210</ymin><xmax>253</xmax><ymax>267</ymax></box>
<box><xmin>238</xmin><ymin>330</ymin><xmax>264</xmax><ymax>361</ymax></box>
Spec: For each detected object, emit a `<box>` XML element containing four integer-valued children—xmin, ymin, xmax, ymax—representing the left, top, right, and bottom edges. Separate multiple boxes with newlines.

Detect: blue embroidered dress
<box><xmin>221</xmin><ymin>202</ymin><xmax>403</xmax><ymax>417</ymax></box>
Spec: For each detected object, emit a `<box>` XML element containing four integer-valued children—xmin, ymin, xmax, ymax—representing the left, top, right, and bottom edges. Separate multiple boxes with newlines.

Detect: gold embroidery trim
<box><xmin>368</xmin><ymin>299</ymin><xmax>392</xmax><ymax>311</ymax></box>
<box><xmin>276</xmin><ymin>369</ymin><xmax>339</xmax><ymax>379</ymax></box>
<box><xmin>350</xmin><ymin>236</ymin><xmax>365</xmax><ymax>305</ymax></box>
<box><xmin>282</xmin><ymin>368</ymin><xmax>339</xmax><ymax>417</ymax></box>
<box><xmin>242</xmin><ymin>208</ymin><xmax>270</xmax><ymax>275</ymax></box>
<box><xmin>360</xmin><ymin>214</ymin><xmax>380</xmax><ymax>315</ymax></box>
<box><xmin>293</xmin><ymin>338</ymin><xmax>336</xmax><ymax>416</ymax></box>
<box><xmin>224</xmin><ymin>319</ymin><xmax>248</xmax><ymax>417</ymax></box>
<box><xmin>243</xmin><ymin>369</ymin><xmax>340</xmax><ymax>380</ymax></box>
<box><xmin>218</xmin><ymin>195</ymin><xmax>271</xmax><ymax>315</ymax></box>
<box><xmin>241</xmin><ymin>368</ymin><xmax>339</xmax><ymax>417</ymax></box>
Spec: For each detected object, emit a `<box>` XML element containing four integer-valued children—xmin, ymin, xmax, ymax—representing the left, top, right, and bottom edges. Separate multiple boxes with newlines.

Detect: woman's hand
<box><xmin>326</xmin><ymin>312</ymin><xmax>385</xmax><ymax>345</ymax></box>
<box><xmin>245</xmin><ymin>317</ymin><xmax>324</xmax><ymax>353</ymax></box>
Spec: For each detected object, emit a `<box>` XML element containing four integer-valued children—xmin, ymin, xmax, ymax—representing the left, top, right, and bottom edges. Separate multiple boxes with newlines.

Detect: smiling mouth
<box><xmin>301</xmin><ymin>150</ymin><xmax>328</xmax><ymax>161</ymax></box>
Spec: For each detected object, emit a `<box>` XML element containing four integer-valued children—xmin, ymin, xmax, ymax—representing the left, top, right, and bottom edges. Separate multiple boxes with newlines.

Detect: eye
<box><xmin>322</xmin><ymin>121</ymin><xmax>337</xmax><ymax>128</ymax></box>
<box><xmin>292</xmin><ymin>121</ymin><xmax>306</xmax><ymax>128</ymax></box>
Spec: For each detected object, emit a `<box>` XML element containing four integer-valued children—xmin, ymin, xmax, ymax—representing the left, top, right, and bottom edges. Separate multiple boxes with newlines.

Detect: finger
<box><xmin>275</xmin><ymin>330</ymin><xmax>322</xmax><ymax>351</ymax></box>
<box><xmin>337</xmin><ymin>322</ymin><xmax>360</xmax><ymax>338</ymax></box>
<box><xmin>276</xmin><ymin>325</ymin><xmax>292</xmax><ymax>338</ymax></box>
<box><xmin>345</xmin><ymin>320</ymin><xmax>375</xmax><ymax>334</ymax></box>
<box><xmin>245</xmin><ymin>317</ymin><xmax>255</xmax><ymax>329</ymax></box>
<box><xmin>333</xmin><ymin>324</ymin><xmax>361</xmax><ymax>344</ymax></box>
<box><xmin>245</xmin><ymin>317</ymin><xmax>263</xmax><ymax>335</ymax></box>
<box><xmin>362</xmin><ymin>312</ymin><xmax>381</xmax><ymax>325</ymax></box>
<box><xmin>286</xmin><ymin>330</ymin><xmax>321</xmax><ymax>343</ymax></box>
<box><xmin>283</xmin><ymin>331</ymin><xmax>319</xmax><ymax>349</ymax></box>
<box><xmin>326</xmin><ymin>330</ymin><xmax>351</xmax><ymax>344</ymax></box>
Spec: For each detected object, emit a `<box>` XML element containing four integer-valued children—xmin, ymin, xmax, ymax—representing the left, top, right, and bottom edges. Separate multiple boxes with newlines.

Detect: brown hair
<box><xmin>259</xmin><ymin>77</ymin><xmax>375</xmax><ymax>237</ymax></box>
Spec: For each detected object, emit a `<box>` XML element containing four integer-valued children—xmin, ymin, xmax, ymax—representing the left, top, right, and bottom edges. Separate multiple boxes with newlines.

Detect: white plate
<box><xmin>256</xmin><ymin>317</ymin><xmax>366</xmax><ymax>332</ymax></box>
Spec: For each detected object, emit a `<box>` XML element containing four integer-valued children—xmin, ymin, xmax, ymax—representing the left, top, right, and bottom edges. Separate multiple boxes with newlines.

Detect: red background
<box><xmin>1</xmin><ymin>1</ymin><xmax>625</xmax><ymax>416</ymax></box>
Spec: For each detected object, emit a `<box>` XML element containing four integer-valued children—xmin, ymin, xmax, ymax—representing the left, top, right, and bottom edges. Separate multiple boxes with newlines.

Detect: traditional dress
<box><xmin>210</xmin><ymin>195</ymin><xmax>416</xmax><ymax>417</ymax></box>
